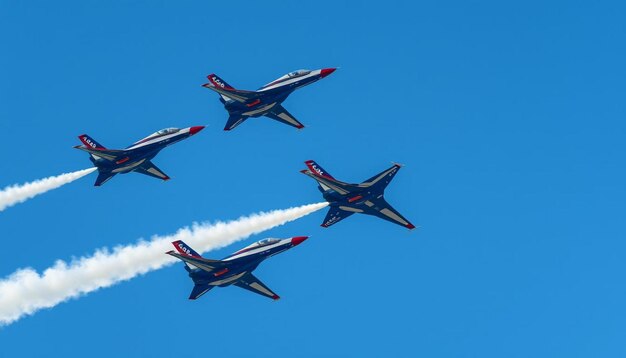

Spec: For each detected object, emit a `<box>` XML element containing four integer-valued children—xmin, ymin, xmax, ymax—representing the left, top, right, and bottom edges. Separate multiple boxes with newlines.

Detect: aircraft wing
<box><xmin>264</xmin><ymin>105</ymin><xmax>304</xmax><ymax>129</ymax></box>
<box><xmin>321</xmin><ymin>206</ymin><xmax>355</xmax><ymax>228</ymax></box>
<box><xmin>166</xmin><ymin>251</ymin><xmax>225</xmax><ymax>273</ymax></box>
<box><xmin>359</xmin><ymin>164</ymin><xmax>401</xmax><ymax>190</ymax></box>
<box><xmin>365</xmin><ymin>196</ymin><xmax>415</xmax><ymax>230</ymax></box>
<box><xmin>134</xmin><ymin>160</ymin><xmax>170</xmax><ymax>181</ymax></box>
<box><xmin>234</xmin><ymin>273</ymin><xmax>280</xmax><ymax>300</ymax></box>
<box><xmin>73</xmin><ymin>145</ymin><xmax>125</xmax><ymax>161</ymax></box>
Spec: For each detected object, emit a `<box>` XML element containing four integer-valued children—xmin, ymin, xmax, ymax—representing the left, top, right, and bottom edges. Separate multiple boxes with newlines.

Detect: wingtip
<box><xmin>406</xmin><ymin>223</ymin><xmax>416</xmax><ymax>230</ymax></box>
<box><xmin>272</xmin><ymin>295</ymin><xmax>281</xmax><ymax>301</ymax></box>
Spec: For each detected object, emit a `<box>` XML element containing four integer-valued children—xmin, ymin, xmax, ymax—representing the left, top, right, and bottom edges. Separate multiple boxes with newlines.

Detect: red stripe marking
<box><xmin>348</xmin><ymin>195</ymin><xmax>363</xmax><ymax>203</ymax></box>
<box><xmin>213</xmin><ymin>268</ymin><xmax>229</xmax><ymax>277</ymax></box>
<box><xmin>246</xmin><ymin>99</ymin><xmax>261</xmax><ymax>107</ymax></box>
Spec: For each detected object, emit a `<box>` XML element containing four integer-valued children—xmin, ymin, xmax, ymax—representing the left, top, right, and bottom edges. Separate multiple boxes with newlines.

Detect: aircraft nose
<box><xmin>189</xmin><ymin>126</ymin><xmax>205</xmax><ymax>135</ymax></box>
<box><xmin>290</xmin><ymin>236</ymin><xmax>309</xmax><ymax>246</ymax></box>
<box><xmin>320</xmin><ymin>68</ymin><xmax>336</xmax><ymax>78</ymax></box>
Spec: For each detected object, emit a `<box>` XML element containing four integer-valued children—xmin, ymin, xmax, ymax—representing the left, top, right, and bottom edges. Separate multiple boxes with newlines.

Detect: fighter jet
<box><xmin>74</xmin><ymin>126</ymin><xmax>205</xmax><ymax>186</ymax></box>
<box><xmin>301</xmin><ymin>160</ymin><xmax>415</xmax><ymax>230</ymax></box>
<box><xmin>202</xmin><ymin>68</ymin><xmax>336</xmax><ymax>131</ymax></box>
<box><xmin>167</xmin><ymin>236</ymin><xmax>308</xmax><ymax>300</ymax></box>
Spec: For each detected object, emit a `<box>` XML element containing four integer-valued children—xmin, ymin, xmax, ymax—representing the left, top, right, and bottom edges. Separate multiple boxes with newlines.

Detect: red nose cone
<box><xmin>291</xmin><ymin>236</ymin><xmax>309</xmax><ymax>246</ymax></box>
<box><xmin>189</xmin><ymin>126</ymin><xmax>205</xmax><ymax>135</ymax></box>
<box><xmin>320</xmin><ymin>68</ymin><xmax>336</xmax><ymax>78</ymax></box>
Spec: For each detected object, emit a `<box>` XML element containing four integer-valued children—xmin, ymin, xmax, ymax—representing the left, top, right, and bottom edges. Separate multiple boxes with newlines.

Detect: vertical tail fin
<box><xmin>205</xmin><ymin>74</ymin><xmax>235</xmax><ymax>90</ymax></box>
<box><xmin>78</xmin><ymin>134</ymin><xmax>107</xmax><ymax>150</ymax></box>
<box><xmin>171</xmin><ymin>240</ymin><xmax>202</xmax><ymax>258</ymax></box>
<box><xmin>305</xmin><ymin>160</ymin><xmax>335</xmax><ymax>180</ymax></box>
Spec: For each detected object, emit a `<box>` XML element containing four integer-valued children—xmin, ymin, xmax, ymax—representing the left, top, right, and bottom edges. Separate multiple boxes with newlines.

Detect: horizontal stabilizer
<box><xmin>203</xmin><ymin>74</ymin><xmax>259</xmax><ymax>103</ymax></box>
<box><xmin>167</xmin><ymin>250</ymin><xmax>225</xmax><ymax>273</ymax></box>
<box><xmin>189</xmin><ymin>284</ymin><xmax>213</xmax><ymax>300</ymax></box>
<box><xmin>321</xmin><ymin>206</ymin><xmax>354</xmax><ymax>228</ymax></box>
<box><xmin>73</xmin><ymin>145</ymin><xmax>124</xmax><ymax>161</ymax></box>
<box><xmin>300</xmin><ymin>169</ymin><xmax>352</xmax><ymax>195</ymax></box>
<box><xmin>94</xmin><ymin>171</ymin><xmax>116</xmax><ymax>186</ymax></box>
<box><xmin>224</xmin><ymin>114</ymin><xmax>248</xmax><ymax>131</ymax></box>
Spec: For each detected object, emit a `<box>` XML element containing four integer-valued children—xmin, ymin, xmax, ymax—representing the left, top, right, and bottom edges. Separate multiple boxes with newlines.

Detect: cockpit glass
<box><xmin>288</xmin><ymin>69</ymin><xmax>311</xmax><ymax>78</ymax></box>
<box><xmin>257</xmin><ymin>238</ymin><xmax>280</xmax><ymax>246</ymax></box>
<box><xmin>236</xmin><ymin>238</ymin><xmax>280</xmax><ymax>253</ymax></box>
<box><xmin>156</xmin><ymin>128</ymin><xmax>179</xmax><ymax>136</ymax></box>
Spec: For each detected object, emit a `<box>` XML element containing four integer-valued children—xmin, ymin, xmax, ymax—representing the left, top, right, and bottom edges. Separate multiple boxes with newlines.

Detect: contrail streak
<box><xmin>0</xmin><ymin>167</ymin><xmax>97</xmax><ymax>212</ymax></box>
<box><xmin>0</xmin><ymin>202</ymin><xmax>328</xmax><ymax>325</ymax></box>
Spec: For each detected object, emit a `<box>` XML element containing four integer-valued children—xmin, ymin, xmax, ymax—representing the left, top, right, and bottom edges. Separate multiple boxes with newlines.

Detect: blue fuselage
<box><xmin>91</xmin><ymin>134</ymin><xmax>188</xmax><ymax>174</ymax></box>
<box><xmin>188</xmin><ymin>244</ymin><xmax>291</xmax><ymax>288</ymax></box>
<box><xmin>320</xmin><ymin>185</ymin><xmax>380</xmax><ymax>210</ymax></box>
<box><xmin>224</xmin><ymin>76</ymin><xmax>320</xmax><ymax>117</ymax></box>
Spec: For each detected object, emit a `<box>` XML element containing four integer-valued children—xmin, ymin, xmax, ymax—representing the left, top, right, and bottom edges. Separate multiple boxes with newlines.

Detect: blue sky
<box><xmin>1</xmin><ymin>0</ymin><xmax>625</xmax><ymax>356</ymax></box>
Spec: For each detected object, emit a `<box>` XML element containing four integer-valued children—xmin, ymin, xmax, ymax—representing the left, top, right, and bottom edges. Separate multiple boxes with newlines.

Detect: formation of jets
<box><xmin>70</xmin><ymin>68</ymin><xmax>414</xmax><ymax>301</ymax></box>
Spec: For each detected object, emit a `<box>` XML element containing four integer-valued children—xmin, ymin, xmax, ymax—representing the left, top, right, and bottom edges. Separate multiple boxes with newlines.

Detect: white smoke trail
<box><xmin>0</xmin><ymin>167</ymin><xmax>97</xmax><ymax>212</ymax></box>
<box><xmin>0</xmin><ymin>202</ymin><xmax>328</xmax><ymax>325</ymax></box>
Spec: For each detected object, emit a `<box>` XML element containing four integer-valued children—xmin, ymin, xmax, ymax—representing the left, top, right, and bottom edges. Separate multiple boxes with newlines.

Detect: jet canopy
<box><xmin>287</xmin><ymin>69</ymin><xmax>311</xmax><ymax>78</ymax></box>
<box><xmin>261</xmin><ymin>70</ymin><xmax>313</xmax><ymax>89</ymax></box>
<box><xmin>237</xmin><ymin>238</ymin><xmax>281</xmax><ymax>252</ymax></box>
<box><xmin>154</xmin><ymin>128</ymin><xmax>180</xmax><ymax>136</ymax></box>
<box><xmin>131</xmin><ymin>128</ymin><xmax>181</xmax><ymax>145</ymax></box>
<box><xmin>257</xmin><ymin>238</ymin><xmax>280</xmax><ymax>246</ymax></box>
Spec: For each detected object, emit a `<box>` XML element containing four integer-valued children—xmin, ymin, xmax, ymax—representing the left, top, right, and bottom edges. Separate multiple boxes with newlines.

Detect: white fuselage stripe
<box><xmin>242</xmin><ymin>103</ymin><xmax>277</xmax><ymax>116</ymax></box>
<box><xmin>126</xmin><ymin>130</ymin><xmax>187</xmax><ymax>150</ymax></box>
<box><xmin>112</xmin><ymin>158</ymin><xmax>146</xmax><ymax>173</ymax></box>
<box><xmin>224</xmin><ymin>241</ymin><xmax>286</xmax><ymax>261</ymax></box>
<box><xmin>259</xmin><ymin>70</ymin><xmax>321</xmax><ymax>92</ymax></box>
<box><xmin>210</xmin><ymin>272</ymin><xmax>246</xmax><ymax>286</ymax></box>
